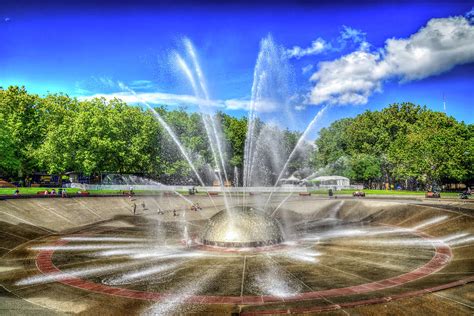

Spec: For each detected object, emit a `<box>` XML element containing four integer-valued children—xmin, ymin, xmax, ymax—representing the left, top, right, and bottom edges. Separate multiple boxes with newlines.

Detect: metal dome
<box><xmin>200</xmin><ymin>207</ymin><xmax>284</xmax><ymax>247</ymax></box>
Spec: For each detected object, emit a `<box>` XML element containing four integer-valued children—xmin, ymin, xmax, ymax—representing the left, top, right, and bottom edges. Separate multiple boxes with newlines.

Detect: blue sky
<box><xmin>1</xmin><ymin>1</ymin><xmax>473</xmax><ymax>136</ymax></box>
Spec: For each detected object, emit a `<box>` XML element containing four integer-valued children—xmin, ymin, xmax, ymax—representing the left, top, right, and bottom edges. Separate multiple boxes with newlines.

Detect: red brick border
<box><xmin>35</xmin><ymin>232</ymin><xmax>463</xmax><ymax>310</ymax></box>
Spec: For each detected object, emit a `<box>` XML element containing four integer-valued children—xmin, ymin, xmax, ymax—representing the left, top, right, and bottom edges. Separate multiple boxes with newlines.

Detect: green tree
<box><xmin>313</xmin><ymin>102</ymin><xmax>473</xmax><ymax>189</ymax></box>
<box><xmin>0</xmin><ymin>113</ymin><xmax>20</xmax><ymax>175</ymax></box>
<box><xmin>314</xmin><ymin>118</ymin><xmax>352</xmax><ymax>168</ymax></box>
<box><xmin>219</xmin><ymin>112</ymin><xmax>248</xmax><ymax>183</ymax></box>
<box><xmin>0</xmin><ymin>86</ymin><xmax>44</xmax><ymax>178</ymax></box>
<box><xmin>346</xmin><ymin>154</ymin><xmax>382</xmax><ymax>186</ymax></box>
<box><xmin>388</xmin><ymin>111</ymin><xmax>471</xmax><ymax>188</ymax></box>
<box><xmin>1</xmin><ymin>86</ymin><xmax>471</xmax><ymax>190</ymax></box>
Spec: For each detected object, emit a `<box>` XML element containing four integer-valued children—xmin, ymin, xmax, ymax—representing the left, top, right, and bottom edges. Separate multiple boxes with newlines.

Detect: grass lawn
<box><xmin>0</xmin><ymin>187</ymin><xmax>79</xmax><ymax>195</ymax></box>
<box><xmin>0</xmin><ymin>187</ymin><xmax>119</xmax><ymax>195</ymax></box>
<box><xmin>309</xmin><ymin>189</ymin><xmax>462</xmax><ymax>197</ymax></box>
<box><xmin>0</xmin><ymin>187</ymin><xmax>193</xmax><ymax>196</ymax></box>
<box><xmin>0</xmin><ymin>187</ymin><xmax>465</xmax><ymax>198</ymax></box>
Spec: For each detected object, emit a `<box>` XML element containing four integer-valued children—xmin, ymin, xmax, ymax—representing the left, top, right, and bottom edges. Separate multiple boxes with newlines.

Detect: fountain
<box><xmin>2</xmin><ymin>35</ymin><xmax>473</xmax><ymax>316</ymax></box>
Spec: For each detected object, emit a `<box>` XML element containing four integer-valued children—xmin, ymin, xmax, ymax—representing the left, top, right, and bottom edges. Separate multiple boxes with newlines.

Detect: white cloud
<box><xmin>130</xmin><ymin>80</ymin><xmax>154</xmax><ymax>90</ymax></box>
<box><xmin>74</xmin><ymin>76</ymin><xmax>118</xmax><ymax>95</ymax></box>
<box><xmin>309</xmin><ymin>15</ymin><xmax>474</xmax><ymax>105</ymax></box>
<box><xmin>80</xmin><ymin>92</ymin><xmax>222</xmax><ymax>108</ymax></box>
<box><xmin>97</xmin><ymin>77</ymin><xmax>116</xmax><ymax>88</ymax></box>
<box><xmin>79</xmin><ymin>92</ymin><xmax>282</xmax><ymax>113</ymax></box>
<box><xmin>338</xmin><ymin>25</ymin><xmax>367</xmax><ymax>49</ymax></box>
<box><xmin>287</xmin><ymin>38</ymin><xmax>327</xmax><ymax>59</ymax></box>
<box><xmin>287</xmin><ymin>25</ymin><xmax>366</xmax><ymax>60</ymax></box>
<box><xmin>223</xmin><ymin>99</ymin><xmax>250</xmax><ymax>111</ymax></box>
<box><xmin>76</xmin><ymin>73</ymin><xmax>280</xmax><ymax>113</ymax></box>
<box><xmin>466</xmin><ymin>7</ymin><xmax>474</xmax><ymax>21</ymax></box>
<box><xmin>224</xmin><ymin>99</ymin><xmax>283</xmax><ymax>113</ymax></box>
<box><xmin>302</xmin><ymin>64</ymin><xmax>314</xmax><ymax>74</ymax></box>
<box><xmin>310</xmin><ymin>49</ymin><xmax>383</xmax><ymax>105</ymax></box>
<box><xmin>384</xmin><ymin>16</ymin><xmax>474</xmax><ymax>81</ymax></box>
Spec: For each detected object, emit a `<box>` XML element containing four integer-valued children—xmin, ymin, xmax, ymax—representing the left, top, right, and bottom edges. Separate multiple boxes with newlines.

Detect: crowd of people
<box><xmin>130</xmin><ymin>199</ymin><xmax>202</xmax><ymax>217</ymax></box>
<box><xmin>13</xmin><ymin>188</ymin><xmax>68</xmax><ymax>197</ymax></box>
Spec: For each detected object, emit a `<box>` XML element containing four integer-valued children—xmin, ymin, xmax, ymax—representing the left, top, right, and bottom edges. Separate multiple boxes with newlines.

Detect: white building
<box><xmin>309</xmin><ymin>175</ymin><xmax>351</xmax><ymax>189</ymax></box>
<box><xmin>278</xmin><ymin>175</ymin><xmax>301</xmax><ymax>187</ymax></box>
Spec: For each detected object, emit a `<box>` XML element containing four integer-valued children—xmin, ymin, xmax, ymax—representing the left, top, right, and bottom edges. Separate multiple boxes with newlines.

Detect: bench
<box><xmin>425</xmin><ymin>191</ymin><xmax>440</xmax><ymax>198</ymax></box>
<box><xmin>208</xmin><ymin>192</ymin><xmax>219</xmax><ymax>196</ymax></box>
<box><xmin>299</xmin><ymin>192</ymin><xmax>311</xmax><ymax>196</ymax></box>
<box><xmin>37</xmin><ymin>191</ymin><xmax>60</xmax><ymax>196</ymax></box>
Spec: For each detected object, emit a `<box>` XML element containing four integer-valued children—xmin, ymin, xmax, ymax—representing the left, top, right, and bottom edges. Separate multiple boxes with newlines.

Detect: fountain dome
<box><xmin>200</xmin><ymin>207</ymin><xmax>284</xmax><ymax>247</ymax></box>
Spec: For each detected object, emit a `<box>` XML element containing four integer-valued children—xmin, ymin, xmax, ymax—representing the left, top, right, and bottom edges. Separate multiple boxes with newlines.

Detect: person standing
<box><xmin>128</xmin><ymin>186</ymin><xmax>134</xmax><ymax>199</ymax></box>
<box><xmin>133</xmin><ymin>202</ymin><xmax>137</xmax><ymax>215</ymax></box>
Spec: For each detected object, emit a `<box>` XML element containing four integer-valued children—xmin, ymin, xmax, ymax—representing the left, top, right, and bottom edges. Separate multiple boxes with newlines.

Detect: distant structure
<box><xmin>303</xmin><ymin>175</ymin><xmax>358</xmax><ymax>190</ymax></box>
<box><xmin>278</xmin><ymin>175</ymin><xmax>301</xmax><ymax>187</ymax></box>
<box><xmin>310</xmin><ymin>176</ymin><xmax>350</xmax><ymax>188</ymax></box>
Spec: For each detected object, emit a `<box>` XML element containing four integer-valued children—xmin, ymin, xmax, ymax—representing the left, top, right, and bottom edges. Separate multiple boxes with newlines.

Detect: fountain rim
<box><xmin>198</xmin><ymin>237</ymin><xmax>284</xmax><ymax>248</ymax></box>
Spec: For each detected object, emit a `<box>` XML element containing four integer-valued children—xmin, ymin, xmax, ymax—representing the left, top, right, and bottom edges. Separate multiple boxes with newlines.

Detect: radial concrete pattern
<box><xmin>0</xmin><ymin>195</ymin><xmax>473</xmax><ymax>315</ymax></box>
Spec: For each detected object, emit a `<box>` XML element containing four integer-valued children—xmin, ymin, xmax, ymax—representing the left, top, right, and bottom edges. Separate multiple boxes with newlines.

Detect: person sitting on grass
<box><xmin>51</xmin><ymin>189</ymin><xmax>56</xmax><ymax>195</ymax></box>
<box><xmin>14</xmin><ymin>188</ymin><xmax>19</xmax><ymax>196</ymax></box>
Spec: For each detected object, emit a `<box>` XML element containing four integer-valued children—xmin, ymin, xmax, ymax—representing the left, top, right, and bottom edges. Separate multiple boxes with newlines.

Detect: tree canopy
<box><xmin>0</xmin><ymin>86</ymin><xmax>307</xmax><ymax>185</ymax></box>
<box><xmin>0</xmin><ymin>87</ymin><xmax>472</xmax><ymax>188</ymax></box>
<box><xmin>313</xmin><ymin>103</ymin><xmax>473</xmax><ymax>189</ymax></box>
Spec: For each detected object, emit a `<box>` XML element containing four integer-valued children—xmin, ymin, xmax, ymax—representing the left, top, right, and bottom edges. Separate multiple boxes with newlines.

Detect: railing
<box><xmin>69</xmin><ymin>183</ymin><xmax>309</xmax><ymax>193</ymax></box>
<box><xmin>69</xmin><ymin>183</ymin><xmax>366</xmax><ymax>193</ymax></box>
<box><xmin>314</xmin><ymin>185</ymin><xmax>364</xmax><ymax>190</ymax></box>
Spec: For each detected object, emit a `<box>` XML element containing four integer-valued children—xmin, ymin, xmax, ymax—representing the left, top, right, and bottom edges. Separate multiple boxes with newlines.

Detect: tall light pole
<box><xmin>443</xmin><ymin>93</ymin><xmax>446</xmax><ymax>113</ymax></box>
